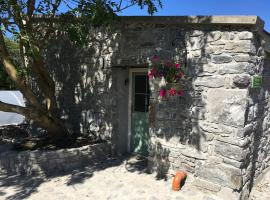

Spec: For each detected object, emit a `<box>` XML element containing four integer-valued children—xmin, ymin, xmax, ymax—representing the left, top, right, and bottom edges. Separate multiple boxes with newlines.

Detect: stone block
<box><xmin>216</xmin><ymin>135</ymin><xmax>250</xmax><ymax>147</ymax></box>
<box><xmin>194</xmin><ymin>76</ymin><xmax>225</xmax><ymax>88</ymax></box>
<box><xmin>206</xmin><ymin>46</ymin><xmax>224</xmax><ymax>55</ymax></box>
<box><xmin>195</xmin><ymin>163</ymin><xmax>243</xmax><ymax>190</ymax></box>
<box><xmin>191</xmin><ymin>106</ymin><xmax>206</xmax><ymax>120</ymax></box>
<box><xmin>214</xmin><ymin>140</ymin><xmax>249</xmax><ymax>161</ymax></box>
<box><xmin>205</xmin><ymin>89</ymin><xmax>248</xmax><ymax>127</ymax></box>
<box><xmin>233</xmin><ymin>55</ymin><xmax>256</xmax><ymax>63</ymax></box>
<box><xmin>233</xmin><ymin>75</ymin><xmax>251</xmax><ymax>88</ymax></box>
<box><xmin>193</xmin><ymin>177</ymin><xmax>221</xmax><ymax>192</ymax></box>
<box><xmin>217</xmin><ymin>63</ymin><xmax>255</xmax><ymax>75</ymax></box>
<box><xmin>206</xmin><ymin>31</ymin><xmax>222</xmax><ymax>42</ymax></box>
<box><xmin>237</xmin><ymin>31</ymin><xmax>253</xmax><ymax>40</ymax></box>
<box><xmin>181</xmin><ymin>147</ymin><xmax>206</xmax><ymax>160</ymax></box>
<box><xmin>224</xmin><ymin>41</ymin><xmax>255</xmax><ymax>54</ymax></box>
<box><xmin>211</xmin><ymin>55</ymin><xmax>233</xmax><ymax>64</ymax></box>
<box><xmin>187</xmin><ymin>35</ymin><xmax>204</xmax><ymax>50</ymax></box>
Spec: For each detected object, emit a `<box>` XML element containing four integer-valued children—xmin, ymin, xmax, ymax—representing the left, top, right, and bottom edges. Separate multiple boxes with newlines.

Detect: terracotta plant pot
<box><xmin>172</xmin><ymin>171</ymin><xmax>187</xmax><ymax>191</ymax></box>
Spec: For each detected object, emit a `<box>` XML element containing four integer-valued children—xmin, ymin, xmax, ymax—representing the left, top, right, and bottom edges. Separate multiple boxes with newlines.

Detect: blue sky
<box><xmin>119</xmin><ymin>0</ymin><xmax>270</xmax><ymax>32</ymax></box>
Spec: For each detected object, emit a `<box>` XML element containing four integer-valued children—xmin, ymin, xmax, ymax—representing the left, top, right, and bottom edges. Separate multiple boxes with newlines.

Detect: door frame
<box><xmin>128</xmin><ymin>68</ymin><xmax>148</xmax><ymax>153</ymax></box>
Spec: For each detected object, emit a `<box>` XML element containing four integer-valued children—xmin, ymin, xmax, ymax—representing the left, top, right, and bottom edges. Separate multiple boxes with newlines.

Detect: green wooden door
<box><xmin>131</xmin><ymin>72</ymin><xmax>150</xmax><ymax>156</ymax></box>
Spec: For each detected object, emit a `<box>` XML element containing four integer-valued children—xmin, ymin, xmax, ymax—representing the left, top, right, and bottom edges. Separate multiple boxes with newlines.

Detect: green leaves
<box><xmin>131</xmin><ymin>0</ymin><xmax>162</xmax><ymax>15</ymax></box>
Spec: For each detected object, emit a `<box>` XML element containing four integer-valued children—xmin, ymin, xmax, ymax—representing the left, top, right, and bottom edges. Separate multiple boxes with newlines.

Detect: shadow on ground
<box><xmin>0</xmin><ymin>155</ymin><xmax>148</xmax><ymax>200</ymax></box>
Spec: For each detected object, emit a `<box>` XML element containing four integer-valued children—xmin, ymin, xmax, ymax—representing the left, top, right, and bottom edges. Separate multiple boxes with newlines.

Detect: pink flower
<box><xmin>148</xmin><ymin>71</ymin><xmax>154</xmax><ymax>78</ymax></box>
<box><xmin>159</xmin><ymin>89</ymin><xmax>167</xmax><ymax>97</ymax></box>
<box><xmin>177</xmin><ymin>90</ymin><xmax>184</xmax><ymax>97</ymax></box>
<box><xmin>169</xmin><ymin>88</ymin><xmax>176</xmax><ymax>96</ymax></box>
<box><xmin>148</xmin><ymin>67</ymin><xmax>157</xmax><ymax>78</ymax></box>
<box><xmin>152</xmin><ymin>55</ymin><xmax>160</xmax><ymax>62</ymax></box>
<box><xmin>175</xmin><ymin>63</ymin><xmax>181</xmax><ymax>69</ymax></box>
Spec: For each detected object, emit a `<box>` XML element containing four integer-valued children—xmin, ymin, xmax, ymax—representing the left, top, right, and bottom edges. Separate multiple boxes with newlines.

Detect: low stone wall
<box><xmin>0</xmin><ymin>142</ymin><xmax>111</xmax><ymax>175</ymax></box>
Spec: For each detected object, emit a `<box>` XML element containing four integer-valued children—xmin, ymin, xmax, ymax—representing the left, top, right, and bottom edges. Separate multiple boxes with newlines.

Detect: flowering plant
<box><xmin>148</xmin><ymin>55</ymin><xmax>187</xmax><ymax>98</ymax></box>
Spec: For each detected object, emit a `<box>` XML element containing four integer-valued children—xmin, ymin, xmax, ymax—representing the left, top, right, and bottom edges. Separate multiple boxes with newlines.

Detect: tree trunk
<box><xmin>0</xmin><ymin>100</ymin><xmax>68</xmax><ymax>142</ymax></box>
<box><xmin>0</xmin><ymin>29</ymin><xmax>70</xmax><ymax>142</ymax></box>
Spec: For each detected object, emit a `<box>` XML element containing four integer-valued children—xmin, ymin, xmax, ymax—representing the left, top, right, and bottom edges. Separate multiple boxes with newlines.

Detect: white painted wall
<box><xmin>0</xmin><ymin>91</ymin><xmax>25</xmax><ymax>126</ymax></box>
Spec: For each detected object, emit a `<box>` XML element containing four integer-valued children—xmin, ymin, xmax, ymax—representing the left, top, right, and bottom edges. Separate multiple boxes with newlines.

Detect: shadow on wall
<box><xmin>248</xmin><ymin>51</ymin><xmax>270</xmax><ymax>192</ymax></box>
<box><xmin>44</xmin><ymin>16</ymin><xmax>228</xmax><ymax>181</ymax></box>
<box><xmin>45</xmin><ymin>29</ymin><xmax>119</xmax><ymax>140</ymax></box>
<box><xmin>147</xmin><ymin>16</ymin><xmax>215</xmax><ymax>178</ymax></box>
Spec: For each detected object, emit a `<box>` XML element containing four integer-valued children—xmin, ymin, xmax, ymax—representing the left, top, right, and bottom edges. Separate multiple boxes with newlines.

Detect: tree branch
<box><xmin>27</xmin><ymin>0</ymin><xmax>36</xmax><ymax>18</ymax></box>
<box><xmin>0</xmin><ymin>29</ymin><xmax>40</xmax><ymax>107</ymax></box>
<box><xmin>0</xmin><ymin>100</ymin><xmax>27</xmax><ymax>115</ymax></box>
<box><xmin>8</xmin><ymin>0</ymin><xmax>25</xmax><ymax>33</ymax></box>
<box><xmin>113</xmin><ymin>2</ymin><xmax>136</xmax><ymax>13</ymax></box>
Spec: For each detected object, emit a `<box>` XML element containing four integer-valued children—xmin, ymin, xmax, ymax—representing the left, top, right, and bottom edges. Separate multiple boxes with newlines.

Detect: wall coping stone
<box><xmin>120</xmin><ymin>16</ymin><xmax>265</xmax><ymax>28</ymax></box>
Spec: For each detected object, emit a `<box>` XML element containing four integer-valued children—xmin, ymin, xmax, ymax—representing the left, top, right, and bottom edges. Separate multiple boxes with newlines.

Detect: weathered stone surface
<box><xmin>194</xmin><ymin>76</ymin><xmax>225</xmax><ymax>88</ymax></box>
<box><xmin>210</xmin><ymin>40</ymin><xmax>226</xmax><ymax>46</ymax></box>
<box><xmin>206</xmin><ymin>46</ymin><xmax>224</xmax><ymax>55</ymax></box>
<box><xmin>214</xmin><ymin>140</ymin><xmax>249</xmax><ymax>161</ymax></box>
<box><xmin>233</xmin><ymin>74</ymin><xmax>251</xmax><ymax>88</ymax></box>
<box><xmin>199</xmin><ymin>121</ymin><xmax>235</xmax><ymax>135</ymax></box>
<box><xmin>205</xmin><ymin>89</ymin><xmax>248</xmax><ymax>127</ymax></box>
<box><xmin>217</xmin><ymin>63</ymin><xmax>255</xmax><ymax>75</ymax></box>
<box><xmin>193</xmin><ymin>178</ymin><xmax>221</xmax><ymax>192</ymax></box>
<box><xmin>233</xmin><ymin>55</ymin><xmax>255</xmax><ymax>63</ymax></box>
<box><xmin>222</xmin><ymin>157</ymin><xmax>244</xmax><ymax>168</ymax></box>
<box><xmin>224</xmin><ymin>41</ymin><xmax>255</xmax><ymax>54</ymax></box>
<box><xmin>207</xmin><ymin>31</ymin><xmax>222</xmax><ymax>42</ymax></box>
<box><xmin>191</xmin><ymin>106</ymin><xmax>206</xmax><ymax>120</ymax></box>
<box><xmin>189</xmin><ymin>30</ymin><xmax>204</xmax><ymax>37</ymax></box>
<box><xmin>195</xmin><ymin>163</ymin><xmax>243</xmax><ymax>190</ymax></box>
<box><xmin>238</xmin><ymin>31</ymin><xmax>253</xmax><ymax>40</ymax></box>
<box><xmin>211</xmin><ymin>55</ymin><xmax>233</xmax><ymax>64</ymax></box>
<box><xmin>216</xmin><ymin>135</ymin><xmax>250</xmax><ymax>147</ymax></box>
<box><xmin>181</xmin><ymin>147</ymin><xmax>206</xmax><ymax>160</ymax></box>
<box><xmin>187</xmin><ymin>35</ymin><xmax>204</xmax><ymax>50</ymax></box>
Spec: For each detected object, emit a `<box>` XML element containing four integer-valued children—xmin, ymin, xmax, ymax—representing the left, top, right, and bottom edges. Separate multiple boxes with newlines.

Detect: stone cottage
<box><xmin>46</xmin><ymin>16</ymin><xmax>270</xmax><ymax>199</ymax></box>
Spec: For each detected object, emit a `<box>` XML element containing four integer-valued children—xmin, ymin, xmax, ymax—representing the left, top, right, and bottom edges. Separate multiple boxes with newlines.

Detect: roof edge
<box><xmin>119</xmin><ymin>16</ymin><xmax>264</xmax><ymax>27</ymax></box>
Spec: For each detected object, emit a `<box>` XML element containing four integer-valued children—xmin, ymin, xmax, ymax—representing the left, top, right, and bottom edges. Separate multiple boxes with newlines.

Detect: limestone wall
<box><xmin>44</xmin><ymin>29</ymin><xmax>119</xmax><ymax>140</ymax></box>
<box><xmin>145</xmin><ymin>29</ymin><xmax>257</xmax><ymax>200</ymax></box>
<box><xmin>44</xmin><ymin>16</ymin><xmax>270</xmax><ymax>200</ymax></box>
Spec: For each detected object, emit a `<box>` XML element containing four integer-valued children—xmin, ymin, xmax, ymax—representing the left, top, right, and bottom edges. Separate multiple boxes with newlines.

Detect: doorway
<box><xmin>128</xmin><ymin>68</ymin><xmax>150</xmax><ymax>156</ymax></box>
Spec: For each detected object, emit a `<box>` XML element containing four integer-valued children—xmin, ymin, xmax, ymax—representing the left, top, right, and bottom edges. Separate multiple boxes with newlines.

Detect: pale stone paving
<box><xmin>0</xmin><ymin>157</ymin><xmax>221</xmax><ymax>200</ymax></box>
<box><xmin>250</xmin><ymin>168</ymin><xmax>270</xmax><ymax>200</ymax></box>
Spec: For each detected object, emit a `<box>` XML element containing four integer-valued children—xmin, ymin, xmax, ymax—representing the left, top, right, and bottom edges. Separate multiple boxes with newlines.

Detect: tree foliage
<box><xmin>0</xmin><ymin>0</ymin><xmax>162</xmax><ymax>141</ymax></box>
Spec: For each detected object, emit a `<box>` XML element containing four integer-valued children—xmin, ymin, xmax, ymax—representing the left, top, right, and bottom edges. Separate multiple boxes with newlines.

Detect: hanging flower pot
<box><xmin>148</xmin><ymin>55</ymin><xmax>187</xmax><ymax>98</ymax></box>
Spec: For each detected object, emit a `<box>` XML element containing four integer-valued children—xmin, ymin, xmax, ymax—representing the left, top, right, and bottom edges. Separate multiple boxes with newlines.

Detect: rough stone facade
<box><xmin>45</xmin><ymin>16</ymin><xmax>270</xmax><ymax>199</ymax></box>
<box><xmin>0</xmin><ymin>143</ymin><xmax>110</xmax><ymax>175</ymax></box>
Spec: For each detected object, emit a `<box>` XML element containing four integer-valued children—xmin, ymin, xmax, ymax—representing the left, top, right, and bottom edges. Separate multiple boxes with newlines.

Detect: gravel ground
<box><xmin>0</xmin><ymin>156</ymin><xmax>219</xmax><ymax>200</ymax></box>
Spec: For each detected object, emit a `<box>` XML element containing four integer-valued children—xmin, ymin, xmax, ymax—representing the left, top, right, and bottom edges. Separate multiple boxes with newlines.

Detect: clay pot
<box><xmin>172</xmin><ymin>171</ymin><xmax>187</xmax><ymax>191</ymax></box>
